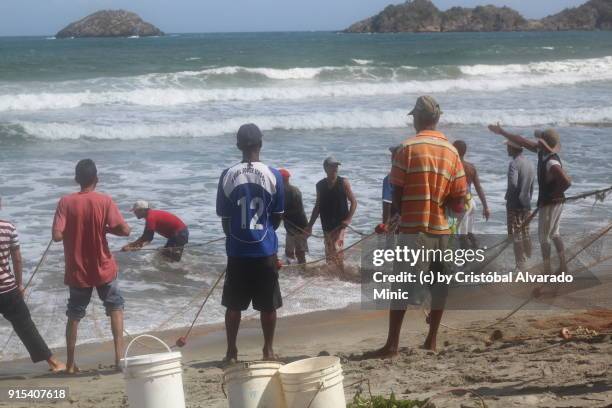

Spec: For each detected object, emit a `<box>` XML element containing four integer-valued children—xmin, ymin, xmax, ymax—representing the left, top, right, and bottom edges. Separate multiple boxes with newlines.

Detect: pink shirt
<box><xmin>52</xmin><ymin>191</ymin><xmax>125</xmax><ymax>288</ymax></box>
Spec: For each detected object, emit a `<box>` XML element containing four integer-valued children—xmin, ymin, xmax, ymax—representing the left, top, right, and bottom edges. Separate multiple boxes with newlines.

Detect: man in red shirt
<box><xmin>52</xmin><ymin>159</ymin><xmax>131</xmax><ymax>373</ymax></box>
<box><xmin>121</xmin><ymin>201</ymin><xmax>189</xmax><ymax>262</ymax></box>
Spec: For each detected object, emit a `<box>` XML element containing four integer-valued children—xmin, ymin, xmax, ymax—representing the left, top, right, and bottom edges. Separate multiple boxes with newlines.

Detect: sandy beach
<box><xmin>1</xmin><ymin>301</ymin><xmax>611</xmax><ymax>408</ymax></box>
<box><xmin>1</xmin><ymin>20</ymin><xmax>612</xmax><ymax>408</ymax></box>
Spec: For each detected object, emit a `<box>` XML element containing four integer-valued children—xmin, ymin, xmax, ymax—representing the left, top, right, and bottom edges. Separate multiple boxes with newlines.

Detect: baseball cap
<box><xmin>323</xmin><ymin>156</ymin><xmax>341</xmax><ymax>167</ymax></box>
<box><xmin>535</xmin><ymin>128</ymin><xmax>561</xmax><ymax>153</ymax></box>
<box><xmin>408</xmin><ymin>95</ymin><xmax>442</xmax><ymax>120</ymax></box>
<box><xmin>237</xmin><ymin>123</ymin><xmax>263</xmax><ymax>147</ymax></box>
<box><xmin>279</xmin><ymin>168</ymin><xmax>291</xmax><ymax>179</ymax></box>
<box><xmin>132</xmin><ymin>200</ymin><xmax>151</xmax><ymax>211</ymax></box>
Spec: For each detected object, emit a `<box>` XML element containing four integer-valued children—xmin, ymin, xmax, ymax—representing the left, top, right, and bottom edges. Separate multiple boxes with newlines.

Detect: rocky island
<box><xmin>345</xmin><ymin>0</ymin><xmax>612</xmax><ymax>33</ymax></box>
<box><xmin>56</xmin><ymin>10</ymin><xmax>163</xmax><ymax>39</ymax></box>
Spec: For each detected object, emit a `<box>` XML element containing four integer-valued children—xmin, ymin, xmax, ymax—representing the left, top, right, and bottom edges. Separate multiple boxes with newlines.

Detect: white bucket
<box><xmin>278</xmin><ymin>356</ymin><xmax>345</xmax><ymax>408</ymax></box>
<box><xmin>121</xmin><ymin>335</ymin><xmax>186</xmax><ymax>408</ymax></box>
<box><xmin>223</xmin><ymin>361</ymin><xmax>286</xmax><ymax>408</ymax></box>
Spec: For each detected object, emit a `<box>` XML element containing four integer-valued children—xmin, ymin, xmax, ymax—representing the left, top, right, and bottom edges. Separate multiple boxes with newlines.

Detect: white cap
<box><xmin>132</xmin><ymin>200</ymin><xmax>150</xmax><ymax>211</ymax></box>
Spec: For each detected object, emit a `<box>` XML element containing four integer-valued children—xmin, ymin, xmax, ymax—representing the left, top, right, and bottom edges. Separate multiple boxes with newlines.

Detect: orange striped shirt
<box><xmin>390</xmin><ymin>130</ymin><xmax>467</xmax><ymax>234</ymax></box>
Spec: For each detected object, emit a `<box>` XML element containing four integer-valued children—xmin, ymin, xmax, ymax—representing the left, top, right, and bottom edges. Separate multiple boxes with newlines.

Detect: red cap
<box><xmin>279</xmin><ymin>168</ymin><xmax>291</xmax><ymax>180</ymax></box>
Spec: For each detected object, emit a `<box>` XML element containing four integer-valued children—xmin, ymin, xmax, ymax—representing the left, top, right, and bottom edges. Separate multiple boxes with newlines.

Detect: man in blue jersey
<box><xmin>216</xmin><ymin>123</ymin><xmax>284</xmax><ymax>362</ymax></box>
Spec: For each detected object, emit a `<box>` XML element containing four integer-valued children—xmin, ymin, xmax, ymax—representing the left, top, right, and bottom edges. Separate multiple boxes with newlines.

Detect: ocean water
<box><xmin>1</xmin><ymin>31</ymin><xmax>611</xmax><ymax>359</ymax></box>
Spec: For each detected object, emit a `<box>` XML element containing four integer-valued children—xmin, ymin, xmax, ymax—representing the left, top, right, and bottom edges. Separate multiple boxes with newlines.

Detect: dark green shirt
<box><xmin>284</xmin><ymin>184</ymin><xmax>308</xmax><ymax>234</ymax></box>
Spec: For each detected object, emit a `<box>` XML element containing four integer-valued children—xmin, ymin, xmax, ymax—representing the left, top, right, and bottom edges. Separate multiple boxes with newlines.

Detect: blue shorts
<box><xmin>66</xmin><ymin>279</ymin><xmax>124</xmax><ymax>320</ymax></box>
<box><xmin>165</xmin><ymin>227</ymin><xmax>189</xmax><ymax>248</ymax></box>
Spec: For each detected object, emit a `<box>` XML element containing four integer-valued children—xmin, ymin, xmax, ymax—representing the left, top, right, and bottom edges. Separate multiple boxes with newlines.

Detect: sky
<box><xmin>0</xmin><ymin>0</ymin><xmax>588</xmax><ymax>36</ymax></box>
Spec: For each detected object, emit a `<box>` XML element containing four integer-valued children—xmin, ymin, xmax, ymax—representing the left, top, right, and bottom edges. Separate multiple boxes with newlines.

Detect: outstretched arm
<box><xmin>122</xmin><ymin>229</ymin><xmax>152</xmax><ymax>251</ymax></box>
<box><xmin>488</xmin><ymin>123</ymin><xmax>539</xmax><ymax>152</ymax></box>
<box><xmin>472</xmin><ymin>169</ymin><xmax>490</xmax><ymax>221</ymax></box>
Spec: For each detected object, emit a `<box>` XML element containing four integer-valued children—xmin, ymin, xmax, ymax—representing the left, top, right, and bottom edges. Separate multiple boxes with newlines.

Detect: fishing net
<box><xmin>1</xmin><ymin>186</ymin><xmax>610</xmax><ymax>361</ymax></box>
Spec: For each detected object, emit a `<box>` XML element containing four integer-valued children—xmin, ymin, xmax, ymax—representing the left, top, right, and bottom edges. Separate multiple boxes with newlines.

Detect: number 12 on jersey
<box><xmin>237</xmin><ymin>196</ymin><xmax>265</xmax><ymax>230</ymax></box>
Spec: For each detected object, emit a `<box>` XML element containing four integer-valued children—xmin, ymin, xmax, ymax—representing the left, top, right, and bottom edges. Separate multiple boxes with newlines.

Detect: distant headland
<box><xmin>56</xmin><ymin>10</ymin><xmax>163</xmax><ymax>39</ymax></box>
<box><xmin>345</xmin><ymin>0</ymin><xmax>612</xmax><ymax>33</ymax></box>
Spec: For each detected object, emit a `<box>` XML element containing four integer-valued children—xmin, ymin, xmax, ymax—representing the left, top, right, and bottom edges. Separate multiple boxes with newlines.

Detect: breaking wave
<box><xmin>1</xmin><ymin>56</ymin><xmax>611</xmax><ymax>112</ymax></box>
<box><xmin>4</xmin><ymin>106</ymin><xmax>612</xmax><ymax>140</ymax></box>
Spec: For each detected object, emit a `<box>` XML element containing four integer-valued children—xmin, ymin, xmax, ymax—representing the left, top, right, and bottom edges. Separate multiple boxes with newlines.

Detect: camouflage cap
<box><xmin>408</xmin><ymin>95</ymin><xmax>442</xmax><ymax>120</ymax></box>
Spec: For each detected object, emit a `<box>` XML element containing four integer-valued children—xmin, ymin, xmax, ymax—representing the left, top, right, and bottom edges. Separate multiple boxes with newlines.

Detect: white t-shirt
<box><xmin>546</xmin><ymin>159</ymin><xmax>561</xmax><ymax>182</ymax></box>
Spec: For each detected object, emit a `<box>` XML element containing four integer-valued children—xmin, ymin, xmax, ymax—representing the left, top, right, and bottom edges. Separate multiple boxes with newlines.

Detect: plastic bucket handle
<box><xmin>123</xmin><ymin>334</ymin><xmax>172</xmax><ymax>370</ymax></box>
<box><xmin>305</xmin><ymin>379</ymin><xmax>325</xmax><ymax>408</ymax></box>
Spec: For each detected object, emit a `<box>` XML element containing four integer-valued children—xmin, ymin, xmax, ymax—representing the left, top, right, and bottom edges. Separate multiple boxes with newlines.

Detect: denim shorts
<box><xmin>66</xmin><ymin>279</ymin><xmax>124</xmax><ymax>320</ymax></box>
<box><xmin>165</xmin><ymin>227</ymin><xmax>189</xmax><ymax>248</ymax></box>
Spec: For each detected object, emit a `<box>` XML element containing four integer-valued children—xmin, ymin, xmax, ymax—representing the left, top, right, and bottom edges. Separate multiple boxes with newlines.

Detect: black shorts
<box><xmin>222</xmin><ymin>255</ymin><xmax>282</xmax><ymax>312</ymax></box>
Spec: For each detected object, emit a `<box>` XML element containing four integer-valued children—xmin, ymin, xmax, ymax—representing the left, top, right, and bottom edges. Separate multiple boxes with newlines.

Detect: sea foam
<box><xmin>7</xmin><ymin>106</ymin><xmax>612</xmax><ymax>140</ymax></box>
<box><xmin>1</xmin><ymin>56</ymin><xmax>611</xmax><ymax>112</ymax></box>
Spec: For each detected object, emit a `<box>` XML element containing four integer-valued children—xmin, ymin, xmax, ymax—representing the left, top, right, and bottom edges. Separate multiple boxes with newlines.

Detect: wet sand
<box><xmin>1</xmin><ymin>300</ymin><xmax>611</xmax><ymax>408</ymax></box>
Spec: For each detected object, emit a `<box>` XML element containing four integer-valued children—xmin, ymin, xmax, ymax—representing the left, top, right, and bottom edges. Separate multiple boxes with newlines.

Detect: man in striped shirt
<box><xmin>369</xmin><ymin>96</ymin><xmax>467</xmax><ymax>358</ymax></box>
<box><xmin>0</xmin><ymin>197</ymin><xmax>65</xmax><ymax>371</ymax></box>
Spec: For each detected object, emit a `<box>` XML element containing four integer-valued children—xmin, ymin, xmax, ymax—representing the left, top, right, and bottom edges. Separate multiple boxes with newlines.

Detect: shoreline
<box><xmin>1</xmin><ymin>303</ymin><xmax>611</xmax><ymax>408</ymax></box>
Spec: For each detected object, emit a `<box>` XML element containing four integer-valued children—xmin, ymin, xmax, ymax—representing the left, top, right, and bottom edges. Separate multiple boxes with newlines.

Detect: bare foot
<box><xmin>221</xmin><ymin>356</ymin><xmax>237</xmax><ymax>367</ymax></box>
<box><xmin>263</xmin><ymin>348</ymin><xmax>280</xmax><ymax>361</ymax></box>
<box><xmin>360</xmin><ymin>346</ymin><xmax>399</xmax><ymax>360</ymax></box>
<box><xmin>47</xmin><ymin>357</ymin><xmax>66</xmax><ymax>373</ymax></box>
<box><xmin>223</xmin><ymin>348</ymin><xmax>238</xmax><ymax>365</ymax></box>
<box><xmin>263</xmin><ymin>353</ymin><xmax>280</xmax><ymax>361</ymax></box>
<box><xmin>423</xmin><ymin>337</ymin><xmax>437</xmax><ymax>352</ymax></box>
<box><xmin>64</xmin><ymin>364</ymin><xmax>80</xmax><ymax>374</ymax></box>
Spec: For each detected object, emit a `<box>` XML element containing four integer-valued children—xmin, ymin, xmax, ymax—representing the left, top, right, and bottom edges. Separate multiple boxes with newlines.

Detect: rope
<box><xmin>433</xmin><ymin>221</ymin><xmax>612</xmax><ymax>333</ymax></box>
<box><xmin>346</xmin><ymin>224</ymin><xmax>369</xmax><ymax>236</ymax></box>
<box><xmin>155</xmin><ymin>286</ymin><xmax>214</xmax><ymax>332</ymax></box>
<box><xmin>563</xmin><ymin>185</ymin><xmax>612</xmax><ymax>203</ymax></box>
<box><xmin>283</xmin><ymin>218</ymin><xmax>324</xmax><ymax>239</ymax></box>
<box><xmin>7</xmin><ymin>185</ymin><xmax>606</xmax><ymax>359</ymax></box>
<box><xmin>1</xmin><ymin>239</ymin><xmax>54</xmax><ymax>356</ymax></box>
<box><xmin>23</xmin><ymin>239</ymin><xmax>54</xmax><ymax>290</ymax></box>
<box><xmin>468</xmin><ymin>184</ymin><xmax>612</xmax><ymax>262</ymax></box>
<box><xmin>116</xmin><ymin>236</ymin><xmax>225</xmax><ymax>253</ymax></box>
<box><xmin>175</xmin><ymin>268</ymin><xmax>226</xmax><ymax>345</ymax></box>
<box><xmin>284</xmin><ymin>218</ymin><xmax>368</xmax><ymax>239</ymax></box>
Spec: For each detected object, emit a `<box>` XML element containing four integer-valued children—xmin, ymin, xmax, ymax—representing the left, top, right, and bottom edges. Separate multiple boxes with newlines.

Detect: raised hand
<box><xmin>488</xmin><ymin>122</ymin><xmax>504</xmax><ymax>135</ymax></box>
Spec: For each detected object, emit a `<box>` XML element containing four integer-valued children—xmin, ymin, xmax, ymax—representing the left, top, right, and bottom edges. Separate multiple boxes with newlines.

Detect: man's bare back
<box><xmin>462</xmin><ymin>160</ymin><xmax>476</xmax><ymax>187</ymax></box>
